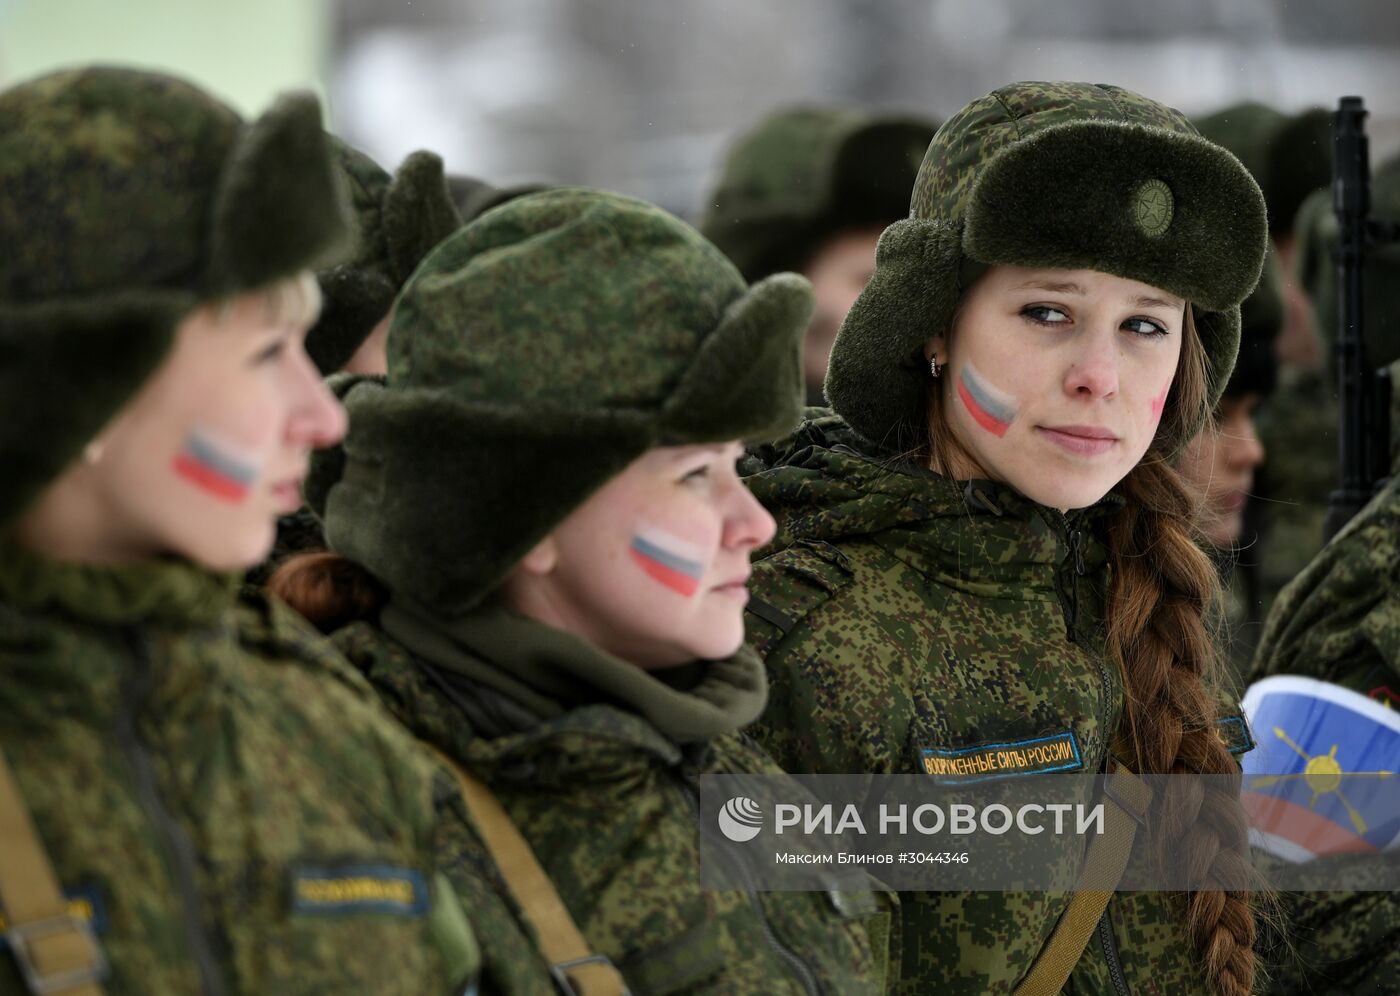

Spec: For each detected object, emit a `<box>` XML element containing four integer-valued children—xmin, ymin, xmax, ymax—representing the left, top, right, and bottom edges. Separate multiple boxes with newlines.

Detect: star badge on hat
<box><xmin>1132</xmin><ymin>178</ymin><xmax>1174</xmax><ymax>237</ymax></box>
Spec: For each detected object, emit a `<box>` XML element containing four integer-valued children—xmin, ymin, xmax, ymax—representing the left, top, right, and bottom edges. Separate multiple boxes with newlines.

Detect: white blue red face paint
<box><xmin>956</xmin><ymin>363</ymin><xmax>1019</xmax><ymax>438</ymax></box>
<box><xmin>629</xmin><ymin>524</ymin><xmax>706</xmax><ymax>597</ymax></box>
<box><xmin>173</xmin><ymin>426</ymin><xmax>260</xmax><ymax>503</ymax></box>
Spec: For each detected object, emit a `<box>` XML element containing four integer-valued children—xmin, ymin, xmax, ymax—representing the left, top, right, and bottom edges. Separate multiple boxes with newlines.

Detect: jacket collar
<box><xmin>0</xmin><ymin>539</ymin><xmax>238</xmax><ymax>627</ymax></box>
<box><xmin>379</xmin><ymin>599</ymin><xmax>769</xmax><ymax>757</ymax></box>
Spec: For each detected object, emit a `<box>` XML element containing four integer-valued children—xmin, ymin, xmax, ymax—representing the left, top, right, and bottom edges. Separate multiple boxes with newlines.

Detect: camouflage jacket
<box><xmin>741</xmin><ymin>414</ymin><xmax>1253</xmax><ymax>996</ymax></box>
<box><xmin>1251</xmin><ymin>461</ymin><xmax>1400</xmax><ymax>700</ymax></box>
<box><xmin>1248</xmin><ymin>475</ymin><xmax>1400</xmax><ymax>995</ymax></box>
<box><xmin>0</xmin><ymin>541</ymin><xmax>479</xmax><ymax>995</ymax></box>
<box><xmin>331</xmin><ymin>603</ymin><xmax>891</xmax><ymax>996</ymax></box>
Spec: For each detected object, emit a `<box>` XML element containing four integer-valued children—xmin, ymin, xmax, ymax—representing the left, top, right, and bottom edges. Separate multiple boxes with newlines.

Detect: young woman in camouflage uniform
<box><xmin>272</xmin><ymin>188</ymin><xmax>890</xmax><ymax>995</ymax></box>
<box><xmin>740</xmin><ymin>82</ymin><xmax>1270</xmax><ymax>995</ymax></box>
<box><xmin>0</xmin><ymin>68</ymin><xmax>493</xmax><ymax>992</ymax></box>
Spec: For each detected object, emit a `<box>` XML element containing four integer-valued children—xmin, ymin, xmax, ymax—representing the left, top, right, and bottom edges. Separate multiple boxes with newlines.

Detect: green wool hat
<box><xmin>1194</xmin><ymin>102</ymin><xmax>1331</xmax><ymax>237</ymax></box>
<box><xmin>828</xmin><ymin>81</ymin><xmax>1269</xmax><ymax>456</ymax></box>
<box><xmin>0</xmin><ymin>65</ymin><xmax>352</xmax><ymax>527</ymax></box>
<box><xmin>306</xmin><ymin>140</ymin><xmax>463</xmax><ymax>374</ymax></box>
<box><xmin>312</xmin><ymin>188</ymin><xmax>812</xmax><ymax>618</ymax></box>
<box><xmin>1292</xmin><ymin>154</ymin><xmax>1400</xmax><ymax>369</ymax></box>
<box><xmin>699</xmin><ymin>106</ymin><xmax>938</xmax><ymax>281</ymax></box>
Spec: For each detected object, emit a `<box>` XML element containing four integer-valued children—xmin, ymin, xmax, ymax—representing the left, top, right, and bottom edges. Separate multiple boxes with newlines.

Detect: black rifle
<box><xmin>1324</xmin><ymin>96</ymin><xmax>1397</xmax><ymax>542</ymax></box>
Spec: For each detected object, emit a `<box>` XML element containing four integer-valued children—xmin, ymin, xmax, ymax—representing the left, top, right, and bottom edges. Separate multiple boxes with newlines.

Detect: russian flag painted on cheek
<box><xmin>173</xmin><ymin>428</ymin><xmax>259</xmax><ymax>503</ymax></box>
<box><xmin>629</xmin><ymin>525</ymin><xmax>707</xmax><ymax>597</ymax></box>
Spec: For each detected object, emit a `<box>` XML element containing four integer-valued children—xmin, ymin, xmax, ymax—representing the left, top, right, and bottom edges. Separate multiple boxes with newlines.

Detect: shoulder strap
<box><xmin>424</xmin><ymin>744</ymin><xmax>630</xmax><ymax>996</ymax></box>
<box><xmin>0</xmin><ymin>747</ymin><xmax>108</xmax><ymax>995</ymax></box>
<box><xmin>1012</xmin><ymin>760</ymin><xmax>1152</xmax><ymax>996</ymax></box>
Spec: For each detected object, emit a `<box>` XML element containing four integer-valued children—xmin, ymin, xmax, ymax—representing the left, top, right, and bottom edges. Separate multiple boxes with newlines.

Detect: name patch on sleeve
<box><xmin>919</xmin><ymin>730</ymin><xmax>1084</xmax><ymax>782</ymax></box>
<box><xmin>290</xmin><ymin>864</ymin><xmax>429</xmax><ymax>917</ymax></box>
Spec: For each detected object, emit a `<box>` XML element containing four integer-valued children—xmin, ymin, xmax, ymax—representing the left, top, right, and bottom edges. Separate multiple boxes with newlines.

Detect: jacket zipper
<box><xmin>119</xmin><ymin>627</ymin><xmax>227</xmax><ymax>996</ymax></box>
<box><xmin>680</xmin><ymin>778</ymin><xmax>822</xmax><ymax>995</ymax></box>
<box><xmin>1098</xmin><ymin>910</ymin><xmax>1131</xmax><ymax>995</ymax></box>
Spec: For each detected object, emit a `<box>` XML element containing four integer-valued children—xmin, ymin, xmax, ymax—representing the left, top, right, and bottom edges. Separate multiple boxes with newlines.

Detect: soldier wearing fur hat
<box><xmin>1196</xmin><ymin>102</ymin><xmax>1337</xmax><ymax>631</ymax></box>
<box><xmin>246</xmin><ymin>139</ymin><xmax>464</xmax><ymax>588</ymax></box>
<box><xmin>271</xmin><ymin>188</ymin><xmax>892</xmax><ymax>995</ymax></box>
<box><xmin>701</xmin><ymin>107</ymin><xmax>937</xmax><ymax>404</ymax></box>
<box><xmin>0</xmin><ymin>67</ymin><xmax>489</xmax><ymax>993</ymax></box>
<box><xmin>741</xmin><ymin>82</ymin><xmax>1268</xmax><ymax>995</ymax></box>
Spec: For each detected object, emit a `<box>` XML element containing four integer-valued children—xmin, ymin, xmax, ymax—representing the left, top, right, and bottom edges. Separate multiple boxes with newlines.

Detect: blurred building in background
<box><xmin>4</xmin><ymin>0</ymin><xmax>1400</xmax><ymax>219</ymax></box>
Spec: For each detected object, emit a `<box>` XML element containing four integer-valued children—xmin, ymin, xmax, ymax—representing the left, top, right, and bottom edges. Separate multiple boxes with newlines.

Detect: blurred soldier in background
<box><xmin>1252</xmin><ymin>152</ymin><xmax>1400</xmax><ymax>701</ymax></box>
<box><xmin>0</xmin><ymin>67</ymin><xmax>485</xmax><ymax>994</ymax></box>
<box><xmin>700</xmin><ymin>107</ymin><xmax>937</xmax><ymax>403</ymax></box>
<box><xmin>1195</xmin><ymin>103</ymin><xmax>1335</xmax><ymax>626</ymax></box>
<box><xmin>249</xmin><ymin>141</ymin><xmax>464</xmax><ymax>587</ymax></box>
<box><xmin>1243</xmin><ymin>152</ymin><xmax>1400</xmax><ymax>996</ymax></box>
<box><xmin>1174</xmin><ymin>252</ymin><xmax>1282</xmax><ymax>681</ymax></box>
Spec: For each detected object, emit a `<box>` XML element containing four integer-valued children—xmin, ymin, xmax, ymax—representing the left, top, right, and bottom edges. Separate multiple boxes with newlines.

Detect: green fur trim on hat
<box><xmin>0</xmin><ymin>291</ymin><xmax>192</xmax><ymax>525</ymax></box>
<box><xmin>306</xmin><ymin>145</ymin><xmax>463</xmax><ymax>374</ymax></box>
<box><xmin>828</xmin><ymin>81</ymin><xmax>1268</xmax><ymax>458</ymax></box>
<box><xmin>208</xmin><ymin>92</ymin><xmax>353</xmax><ymax>294</ymax></box>
<box><xmin>316</xmin><ymin>188</ymin><xmax>811</xmax><ymax>617</ymax></box>
<box><xmin>0</xmin><ymin>67</ymin><xmax>351</xmax><ymax>527</ymax></box>
<box><xmin>824</xmin><ymin>219</ymin><xmax>962</xmax><ymax>452</ymax></box>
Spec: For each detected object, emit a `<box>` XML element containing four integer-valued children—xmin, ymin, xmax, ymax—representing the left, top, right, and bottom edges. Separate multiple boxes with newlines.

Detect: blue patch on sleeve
<box><xmin>918</xmin><ymin>730</ymin><xmax>1084</xmax><ymax>783</ymax></box>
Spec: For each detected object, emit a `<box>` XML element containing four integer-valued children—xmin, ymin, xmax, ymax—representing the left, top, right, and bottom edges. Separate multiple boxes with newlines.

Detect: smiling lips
<box><xmin>1037</xmin><ymin>424</ymin><xmax>1120</xmax><ymax>456</ymax></box>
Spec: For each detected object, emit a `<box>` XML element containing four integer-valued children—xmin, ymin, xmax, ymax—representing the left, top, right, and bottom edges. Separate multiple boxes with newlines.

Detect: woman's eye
<box><xmin>680</xmin><ymin>466</ymin><xmax>710</xmax><ymax>484</ymax></box>
<box><xmin>1022</xmin><ymin>305</ymin><xmax>1070</xmax><ymax>325</ymax></box>
<box><xmin>251</xmin><ymin>339</ymin><xmax>287</xmax><ymax>365</ymax></box>
<box><xmin>1123</xmin><ymin>317</ymin><xmax>1168</xmax><ymax>338</ymax></box>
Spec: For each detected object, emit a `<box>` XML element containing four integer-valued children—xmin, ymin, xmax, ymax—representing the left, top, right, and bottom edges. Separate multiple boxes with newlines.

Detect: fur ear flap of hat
<box><xmin>659</xmin><ymin>272</ymin><xmax>812</xmax><ymax>443</ymax></box>
<box><xmin>824</xmin><ymin>218</ymin><xmax>964</xmax><ymax>453</ymax></box>
<box><xmin>382</xmin><ymin>151</ymin><xmax>463</xmax><ymax>286</ymax></box>
<box><xmin>325</xmin><ymin>379</ymin><xmax>653</xmax><ymax>617</ymax></box>
<box><xmin>305</xmin><ymin>148</ymin><xmax>463</xmax><ymax>374</ymax></box>
<box><xmin>0</xmin><ymin>292</ymin><xmax>190</xmax><ymax>525</ymax></box>
<box><xmin>209</xmin><ymin>92</ymin><xmax>353</xmax><ymax>295</ymax></box>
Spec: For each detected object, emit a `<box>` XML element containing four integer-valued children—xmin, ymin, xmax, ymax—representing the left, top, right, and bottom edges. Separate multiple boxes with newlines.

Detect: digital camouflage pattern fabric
<box><xmin>741</xmin><ymin>414</ymin><xmax>1251</xmax><ymax>995</ymax></box>
<box><xmin>331</xmin><ymin>603</ymin><xmax>892</xmax><ymax>996</ymax></box>
<box><xmin>0</xmin><ymin>67</ymin><xmax>351</xmax><ymax>526</ymax></box>
<box><xmin>0</xmin><ymin>541</ymin><xmax>482</xmax><ymax>994</ymax></box>
<box><xmin>311</xmin><ymin>187</ymin><xmax>813</xmax><ymax>619</ymax></box>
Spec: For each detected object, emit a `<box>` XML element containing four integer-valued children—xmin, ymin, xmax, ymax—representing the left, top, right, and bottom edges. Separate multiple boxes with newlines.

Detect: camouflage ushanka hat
<box><xmin>310</xmin><ymin>187</ymin><xmax>812</xmax><ymax>618</ymax></box>
<box><xmin>828</xmin><ymin>81</ymin><xmax>1269</xmax><ymax>456</ymax></box>
<box><xmin>1194</xmin><ymin>101</ymin><xmax>1331</xmax><ymax>237</ymax></box>
<box><xmin>0</xmin><ymin>66</ymin><xmax>352</xmax><ymax>526</ymax></box>
<box><xmin>306</xmin><ymin>141</ymin><xmax>462</xmax><ymax>374</ymax></box>
<box><xmin>699</xmin><ymin>106</ymin><xmax>938</xmax><ymax>281</ymax></box>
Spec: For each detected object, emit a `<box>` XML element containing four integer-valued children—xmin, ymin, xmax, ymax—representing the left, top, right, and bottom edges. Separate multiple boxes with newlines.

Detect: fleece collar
<box><xmin>379</xmin><ymin>599</ymin><xmax>768</xmax><ymax>751</ymax></box>
<box><xmin>746</xmin><ymin>414</ymin><xmax>1120</xmax><ymax>598</ymax></box>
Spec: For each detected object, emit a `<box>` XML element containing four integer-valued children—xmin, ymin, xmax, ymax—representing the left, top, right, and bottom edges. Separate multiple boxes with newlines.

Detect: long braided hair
<box><xmin>924</xmin><ymin>306</ymin><xmax>1258</xmax><ymax>995</ymax></box>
